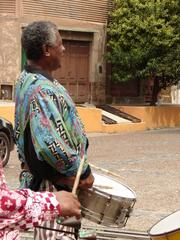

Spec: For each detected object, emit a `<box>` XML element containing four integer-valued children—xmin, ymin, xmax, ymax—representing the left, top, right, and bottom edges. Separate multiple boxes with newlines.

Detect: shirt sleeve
<box><xmin>0</xmin><ymin>164</ymin><xmax>61</xmax><ymax>232</ymax></box>
<box><xmin>29</xmin><ymin>86</ymin><xmax>88</xmax><ymax>177</ymax></box>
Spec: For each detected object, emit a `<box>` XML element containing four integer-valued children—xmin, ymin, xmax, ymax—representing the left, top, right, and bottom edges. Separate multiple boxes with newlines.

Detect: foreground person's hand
<box><xmin>55</xmin><ymin>191</ymin><xmax>81</xmax><ymax>219</ymax></box>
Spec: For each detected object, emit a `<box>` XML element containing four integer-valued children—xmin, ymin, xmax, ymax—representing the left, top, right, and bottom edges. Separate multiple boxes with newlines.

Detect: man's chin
<box><xmin>57</xmin><ymin>62</ymin><xmax>62</xmax><ymax>68</ymax></box>
<box><xmin>53</xmin><ymin>64</ymin><xmax>61</xmax><ymax>71</ymax></box>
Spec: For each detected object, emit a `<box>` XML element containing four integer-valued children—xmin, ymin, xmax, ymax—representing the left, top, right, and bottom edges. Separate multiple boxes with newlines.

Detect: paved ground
<box><xmin>4</xmin><ymin>127</ymin><xmax>180</xmax><ymax>234</ymax></box>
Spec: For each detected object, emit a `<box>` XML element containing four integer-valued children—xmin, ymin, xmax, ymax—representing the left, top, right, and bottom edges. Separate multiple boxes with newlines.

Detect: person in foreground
<box><xmin>14</xmin><ymin>21</ymin><xmax>94</xmax><ymax>239</ymax></box>
<box><xmin>0</xmin><ymin>161</ymin><xmax>81</xmax><ymax>240</ymax></box>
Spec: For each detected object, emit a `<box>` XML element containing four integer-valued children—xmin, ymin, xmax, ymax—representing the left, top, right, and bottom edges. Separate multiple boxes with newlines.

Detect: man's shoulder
<box><xmin>24</xmin><ymin>72</ymin><xmax>54</xmax><ymax>90</ymax></box>
<box><xmin>16</xmin><ymin>72</ymin><xmax>54</xmax><ymax>100</ymax></box>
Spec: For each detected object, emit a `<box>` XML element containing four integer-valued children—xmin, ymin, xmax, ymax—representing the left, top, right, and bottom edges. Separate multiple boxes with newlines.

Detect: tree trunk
<box><xmin>150</xmin><ymin>77</ymin><xmax>160</xmax><ymax>106</ymax></box>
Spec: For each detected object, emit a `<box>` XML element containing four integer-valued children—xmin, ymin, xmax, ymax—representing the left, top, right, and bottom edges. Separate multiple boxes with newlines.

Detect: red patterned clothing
<box><xmin>0</xmin><ymin>164</ymin><xmax>61</xmax><ymax>239</ymax></box>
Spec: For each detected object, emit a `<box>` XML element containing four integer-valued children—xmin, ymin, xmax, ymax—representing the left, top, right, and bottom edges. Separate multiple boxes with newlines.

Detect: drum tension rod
<box><xmin>99</xmin><ymin>195</ymin><xmax>112</xmax><ymax>224</ymax></box>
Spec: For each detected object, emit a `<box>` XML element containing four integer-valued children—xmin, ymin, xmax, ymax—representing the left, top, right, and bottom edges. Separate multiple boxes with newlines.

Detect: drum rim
<box><xmin>92</xmin><ymin>187</ymin><xmax>136</xmax><ymax>200</ymax></box>
<box><xmin>93</xmin><ymin>172</ymin><xmax>137</xmax><ymax>199</ymax></box>
<box><xmin>148</xmin><ymin>210</ymin><xmax>180</xmax><ymax>237</ymax></box>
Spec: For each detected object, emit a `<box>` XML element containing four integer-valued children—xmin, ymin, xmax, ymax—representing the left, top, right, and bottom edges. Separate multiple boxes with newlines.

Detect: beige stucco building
<box><xmin>0</xmin><ymin>0</ymin><xmax>111</xmax><ymax>103</ymax></box>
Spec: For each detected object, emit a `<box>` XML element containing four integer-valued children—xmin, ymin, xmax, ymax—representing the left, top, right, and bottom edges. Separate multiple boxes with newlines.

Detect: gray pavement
<box><xmin>4</xmin><ymin>127</ymin><xmax>180</xmax><ymax>234</ymax></box>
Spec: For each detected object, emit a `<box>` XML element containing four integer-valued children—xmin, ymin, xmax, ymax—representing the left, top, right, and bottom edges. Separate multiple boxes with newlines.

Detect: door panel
<box><xmin>53</xmin><ymin>40</ymin><xmax>90</xmax><ymax>103</ymax></box>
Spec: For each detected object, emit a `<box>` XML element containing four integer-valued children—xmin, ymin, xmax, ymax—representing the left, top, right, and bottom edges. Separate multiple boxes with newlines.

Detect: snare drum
<box><xmin>148</xmin><ymin>210</ymin><xmax>180</xmax><ymax>240</ymax></box>
<box><xmin>78</xmin><ymin>173</ymin><xmax>136</xmax><ymax>227</ymax></box>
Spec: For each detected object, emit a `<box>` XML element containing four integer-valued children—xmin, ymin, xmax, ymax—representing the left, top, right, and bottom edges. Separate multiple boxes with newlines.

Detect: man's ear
<box><xmin>42</xmin><ymin>44</ymin><xmax>50</xmax><ymax>56</ymax></box>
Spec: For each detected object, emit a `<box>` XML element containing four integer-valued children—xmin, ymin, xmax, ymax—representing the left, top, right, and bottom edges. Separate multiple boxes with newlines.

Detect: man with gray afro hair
<box><xmin>14</xmin><ymin>20</ymin><xmax>94</xmax><ymax>239</ymax></box>
<box><xmin>22</xmin><ymin>21</ymin><xmax>58</xmax><ymax>61</ymax></box>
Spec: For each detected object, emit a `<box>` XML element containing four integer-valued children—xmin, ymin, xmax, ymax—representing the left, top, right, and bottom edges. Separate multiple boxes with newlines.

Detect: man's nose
<box><xmin>62</xmin><ymin>45</ymin><xmax>65</xmax><ymax>52</ymax></box>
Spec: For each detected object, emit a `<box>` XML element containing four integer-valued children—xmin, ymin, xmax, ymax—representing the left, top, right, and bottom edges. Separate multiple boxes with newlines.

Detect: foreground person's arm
<box><xmin>0</xmin><ymin>164</ymin><xmax>80</xmax><ymax>232</ymax></box>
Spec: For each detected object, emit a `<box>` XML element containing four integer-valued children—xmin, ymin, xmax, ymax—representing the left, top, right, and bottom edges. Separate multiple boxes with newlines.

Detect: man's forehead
<box><xmin>54</xmin><ymin>32</ymin><xmax>61</xmax><ymax>42</ymax></box>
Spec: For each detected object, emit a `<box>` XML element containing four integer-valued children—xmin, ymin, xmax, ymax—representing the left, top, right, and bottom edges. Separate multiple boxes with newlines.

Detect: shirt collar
<box><xmin>24</xmin><ymin>65</ymin><xmax>54</xmax><ymax>82</ymax></box>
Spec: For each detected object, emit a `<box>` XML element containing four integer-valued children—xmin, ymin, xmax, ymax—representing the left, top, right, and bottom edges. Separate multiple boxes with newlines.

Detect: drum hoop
<box><xmin>93</xmin><ymin>173</ymin><xmax>137</xmax><ymax>199</ymax></box>
<box><xmin>148</xmin><ymin>227</ymin><xmax>180</xmax><ymax>237</ymax></box>
<box><xmin>148</xmin><ymin>210</ymin><xmax>180</xmax><ymax>237</ymax></box>
<box><xmin>92</xmin><ymin>187</ymin><xmax>136</xmax><ymax>201</ymax></box>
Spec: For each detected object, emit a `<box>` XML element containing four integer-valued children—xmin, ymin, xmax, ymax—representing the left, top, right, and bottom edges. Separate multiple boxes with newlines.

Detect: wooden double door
<box><xmin>53</xmin><ymin>40</ymin><xmax>90</xmax><ymax>103</ymax></box>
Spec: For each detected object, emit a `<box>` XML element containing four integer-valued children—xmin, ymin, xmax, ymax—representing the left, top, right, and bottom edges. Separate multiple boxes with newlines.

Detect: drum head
<box><xmin>93</xmin><ymin>173</ymin><xmax>136</xmax><ymax>199</ymax></box>
<box><xmin>149</xmin><ymin>210</ymin><xmax>180</xmax><ymax>236</ymax></box>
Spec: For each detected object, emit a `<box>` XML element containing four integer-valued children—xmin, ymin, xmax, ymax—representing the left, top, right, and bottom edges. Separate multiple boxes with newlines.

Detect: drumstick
<box><xmin>90</xmin><ymin>163</ymin><xmax>123</xmax><ymax>180</ymax></box>
<box><xmin>72</xmin><ymin>156</ymin><xmax>85</xmax><ymax>195</ymax></box>
<box><xmin>57</xmin><ymin>156</ymin><xmax>85</xmax><ymax>226</ymax></box>
<box><xmin>94</xmin><ymin>184</ymin><xmax>113</xmax><ymax>189</ymax></box>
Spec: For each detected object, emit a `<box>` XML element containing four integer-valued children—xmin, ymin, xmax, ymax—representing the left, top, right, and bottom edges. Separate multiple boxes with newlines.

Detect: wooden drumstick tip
<box><xmin>72</xmin><ymin>156</ymin><xmax>85</xmax><ymax>195</ymax></box>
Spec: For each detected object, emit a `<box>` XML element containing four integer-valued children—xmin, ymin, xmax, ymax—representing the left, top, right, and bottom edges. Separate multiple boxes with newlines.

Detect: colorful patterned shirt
<box><xmin>0</xmin><ymin>162</ymin><xmax>61</xmax><ymax>240</ymax></box>
<box><xmin>14</xmin><ymin>66</ymin><xmax>89</xmax><ymax>189</ymax></box>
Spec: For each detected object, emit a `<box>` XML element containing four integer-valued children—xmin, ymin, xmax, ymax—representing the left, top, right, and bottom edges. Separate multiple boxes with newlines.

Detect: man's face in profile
<box><xmin>48</xmin><ymin>32</ymin><xmax>65</xmax><ymax>71</ymax></box>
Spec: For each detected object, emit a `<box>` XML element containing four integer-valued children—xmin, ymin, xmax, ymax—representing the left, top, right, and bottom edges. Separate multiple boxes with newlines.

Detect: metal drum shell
<box><xmin>149</xmin><ymin>231</ymin><xmax>180</xmax><ymax>240</ymax></box>
<box><xmin>78</xmin><ymin>173</ymin><xmax>136</xmax><ymax>227</ymax></box>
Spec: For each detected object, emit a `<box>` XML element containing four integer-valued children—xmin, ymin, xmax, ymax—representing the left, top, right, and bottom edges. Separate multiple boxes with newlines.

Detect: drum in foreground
<box><xmin>78</xmin><ymin>173</ymin><xmax>136</xmax><ymax>227</ymax></box>
<box><xmin>148</xmin><ymin>210</ymin><xmax>180</xmax><ymax>240</ymax></box>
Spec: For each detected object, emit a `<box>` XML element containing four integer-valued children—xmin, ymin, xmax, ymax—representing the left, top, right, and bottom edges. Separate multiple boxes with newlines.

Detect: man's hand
<box><xmin>54</xmin><ymin>173</ymin><xmax>94</xmax><ymax>190</ymax></box>
<box><xmin>55</xmin><ymin>191</ymin><xmax>81</xmax><ymax>219</ymax></box>
<box><xmin>79</xmin><ymin>173</ymin><xmax>94</xmax><ymax>190</ymax></box>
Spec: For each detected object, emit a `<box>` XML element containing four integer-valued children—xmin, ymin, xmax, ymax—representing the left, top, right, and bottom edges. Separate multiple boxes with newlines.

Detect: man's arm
<box><xmin>29</xmin><ymin>87</ymin><xmax>93</xmax><ymax>184</ymax></box>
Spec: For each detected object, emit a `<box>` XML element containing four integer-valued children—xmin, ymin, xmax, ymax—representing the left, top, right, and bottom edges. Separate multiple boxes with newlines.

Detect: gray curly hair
<box><xmin>21</xmin><ymin>21</ymin><xmax>58</xmax><ymax>60</ymax></box>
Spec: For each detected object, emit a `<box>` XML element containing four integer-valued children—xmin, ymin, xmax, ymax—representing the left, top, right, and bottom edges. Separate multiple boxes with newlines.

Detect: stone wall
<box><xmin>0</xmin><ymin>20</ymin><xmax>20</xmax><ymax>100</ymax></box>
<box><xmin>0</xmin><ymin>0</ymin><xmax>109</xmax><ymax>103</ymax></box>
<box><xmin>0</xmin><ymin>16</ymin><xmax>107</xmax><ymax>103</ymax></box>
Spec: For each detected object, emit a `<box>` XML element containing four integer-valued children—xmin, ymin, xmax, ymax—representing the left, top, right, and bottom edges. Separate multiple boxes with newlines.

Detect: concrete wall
<box><xmin>0</xmin><ymin>103</ymin><xmax>15</xmax><ymax>125</ymax></box>
<box><xmin>0</xmin><ymin>20</ymin><xmax>20</xmax><ymax>99</ymax></box>
<box><xmin>0</xmin><ymin>103</ymin><xmax>103</xmax><ymax>132</ymax></box>
<box><xmin>1</xmin><ymin>104</ymin><xmax>180</xmax><ymax>133</ymax></box>
<box><xmin>117</xmin><ymin>105</ymin><xmax>180</xmax><ymax>130</ymax></box>
<box><xmin>77</xmin><ymin>107</ymin><xmax>102</xmax><ymax>132</ymax></box>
